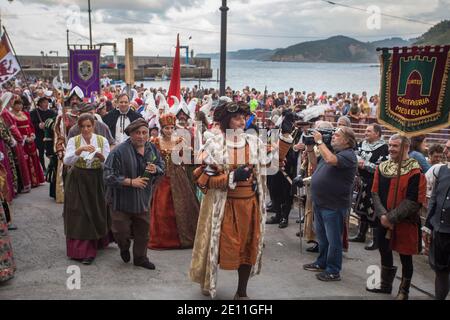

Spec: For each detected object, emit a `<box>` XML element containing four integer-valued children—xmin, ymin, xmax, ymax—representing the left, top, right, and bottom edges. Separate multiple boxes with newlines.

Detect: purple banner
<box><xmin>69</xmin><ymin>49</ymin><xmax>100</xmax><ymax>98</ymax></box>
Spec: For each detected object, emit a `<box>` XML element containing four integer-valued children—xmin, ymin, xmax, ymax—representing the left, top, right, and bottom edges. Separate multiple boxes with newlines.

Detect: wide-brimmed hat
<box><xmin>213</xmin><ymin>101</ymin><xmax>250</xmax><ymax>122</ymax></box>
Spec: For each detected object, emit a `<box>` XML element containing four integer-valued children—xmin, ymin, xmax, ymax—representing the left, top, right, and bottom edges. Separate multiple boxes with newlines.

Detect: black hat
<box><xmin>77</xmin><ymin>103</ymin><xmax>96</xmax><ymax>114</ymax></box>
<box><xmin>37</xmin><ymin>96</ymin><xmax>51</xmax><ymax>106</ymax></box>
<box><xmin>124</xmin><ymin>118</ymin><xmax>149</xmax><ymax>136</ymax></box>
<box><xmin>213</xmin><ymin>101</ymin><xmax>250</xmax><ymax>122</ymax></box>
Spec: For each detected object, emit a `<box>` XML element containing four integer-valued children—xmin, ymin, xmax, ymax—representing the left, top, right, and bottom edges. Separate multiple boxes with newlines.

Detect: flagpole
<box><xmin>2</xmin><ymin>26</ymin><xmax>42</xmax><ymax>122</ymax></box>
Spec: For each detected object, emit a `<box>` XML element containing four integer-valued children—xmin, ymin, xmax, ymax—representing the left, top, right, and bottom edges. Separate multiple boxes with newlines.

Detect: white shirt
<box><xmin>425</xmin><ymin>163</ymin><xmax>449</xmax><ymax>198</ymax></box>
<box><xmin>64</xmin><ymin>134</ymin><xmax>110</xmax><ymax>168</ymax></box>
<box><xmin>115</xmin><ymin>109</ymin><xmax>131</xmax><ymax>144</ymax></box>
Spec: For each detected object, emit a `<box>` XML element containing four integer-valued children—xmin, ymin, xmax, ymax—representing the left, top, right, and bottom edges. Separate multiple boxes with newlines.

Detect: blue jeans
<box><xmin>313</xmin><ymin>204</ymin><xmax>348</xmax><ymax>275</ymax></box>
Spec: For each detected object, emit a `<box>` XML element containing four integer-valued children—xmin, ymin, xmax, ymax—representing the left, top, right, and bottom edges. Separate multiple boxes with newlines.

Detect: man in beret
<box><xmin>104</xmin><ymin>119</ymin><xmax>164</xmax><ymax>270</ymax></box>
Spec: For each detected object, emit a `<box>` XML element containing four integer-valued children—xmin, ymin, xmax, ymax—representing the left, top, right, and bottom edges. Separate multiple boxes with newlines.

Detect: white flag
<box><xmin>0</xmin><ymin>34</ymin><xmax>20</xmax><ymax>85</ymax></box>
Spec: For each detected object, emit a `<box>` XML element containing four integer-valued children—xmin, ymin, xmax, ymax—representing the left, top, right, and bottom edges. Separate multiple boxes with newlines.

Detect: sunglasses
<box><xmin>226</xmin><ymin>102</ymin><xmax>249</xmax><ymax>113</ymax></box>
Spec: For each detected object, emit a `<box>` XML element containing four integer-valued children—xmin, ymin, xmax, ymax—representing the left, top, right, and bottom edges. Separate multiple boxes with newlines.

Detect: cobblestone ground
<box><xmin>0</xmin><ymin>184</ymin><xmax>438</xmax><ymax>300</ymax></box>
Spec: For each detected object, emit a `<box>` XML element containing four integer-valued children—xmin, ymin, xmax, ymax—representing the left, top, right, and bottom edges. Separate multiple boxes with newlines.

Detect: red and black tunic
<box><xmin>372</xmin><ymin>159</ymin><xmax>427</xmax><ymax>255</ymax></box>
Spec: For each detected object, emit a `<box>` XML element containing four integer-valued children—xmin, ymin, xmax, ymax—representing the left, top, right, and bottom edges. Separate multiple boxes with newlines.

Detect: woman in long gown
<box><xmin>0</xmin><ymin>93</ymin><xmax>32</xmax><ymax>193</ymax></box>
<box><xmin>0</xmin><ymin>160</ymin><xmax>15</xmax><ymax>283</ymax></box>
<box><xmin>63</xmin><ymin>113</ymin><xmax>111</xmax><ymax>265</ymax></box>
<box><xmin>0</xmin><ymin>117</ymin><xmax>18</xmax><ymax>201</ymax></box>
<box><xmin>10</xmin><ymin>99</ymin><xmax>45</xmax><ymax>187</ymax></box>
<box><xmin>148</xmin><ymin>113</ymin><xmax>199</xmax><ymax>250</ymax></box>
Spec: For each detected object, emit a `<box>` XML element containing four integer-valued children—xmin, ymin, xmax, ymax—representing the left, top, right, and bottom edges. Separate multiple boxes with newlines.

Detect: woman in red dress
<box><xmin>10</xmin><ymin>98</ymin><xmax>45</xmax><ymax>187</ymax></box>
<box><xmin>148</xmin><ymin>113</ymin><xmax>199</xmax><ymax>249</ymax></box>
<box><xmin>0</xmin><ymin>92</ymin><xmax>32</xmax><ymax>193</ymax></box>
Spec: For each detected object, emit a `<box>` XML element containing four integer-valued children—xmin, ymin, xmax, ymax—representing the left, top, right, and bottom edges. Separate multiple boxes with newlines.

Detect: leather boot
<box><xmin>366</xmin><ymin>266</ymin><xmax>398</xmax><ymax>294</ymax></box>
<box><xmin>364</xmin><ymin>227</ymin><xmax>379</xmax><ymax>250</ymax></box>
<box><xmin>349</xmin><ymin>220</ymin><xmax>368</xmax><ymax>243</ymax></box>
<box><xmin>278</xmin><ymin>205</ymin><xmax>291</xmax><ymax>228</ymax></box>
<box><xmin>395</xmin><ymin>277</ymin><xmax>411</xmax><ymax>300</ymax></box>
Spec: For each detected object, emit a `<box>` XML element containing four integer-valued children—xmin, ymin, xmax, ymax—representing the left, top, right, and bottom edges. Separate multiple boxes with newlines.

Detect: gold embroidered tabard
<box><xmin>379</xmin><ymin>158</ymin><xmax>421</xmax><ymax>178</ymax></box>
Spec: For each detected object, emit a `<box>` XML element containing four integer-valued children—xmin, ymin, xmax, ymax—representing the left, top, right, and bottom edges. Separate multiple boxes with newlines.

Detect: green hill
<box><xmin>270</xmin><ymin>36</ymin><xmax>378</xmax><ymax>63</ymax></box>
<box><xmin>370</xmin><ymin>37</ymin><xmax>413</xmax><ymax>49</ymax></box>
<box><xmin>414</xmin><ymin>20</ymin><xmax>450</xmax><ymax>45</ymax></box>
<box><xmin>197</xmin><ymin>49</ymin><xmax>276</xmax><ymax>60</ymax></box>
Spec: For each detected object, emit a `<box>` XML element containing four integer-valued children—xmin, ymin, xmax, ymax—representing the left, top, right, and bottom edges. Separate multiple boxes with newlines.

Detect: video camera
<box><xmin>302</xmin><ymin>128</ymin><xmax>336</xmax><ymax>146</ymax></box>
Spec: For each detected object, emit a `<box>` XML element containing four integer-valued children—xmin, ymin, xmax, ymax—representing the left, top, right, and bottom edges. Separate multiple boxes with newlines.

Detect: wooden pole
<box><xmin>386</xmin><ymin>137</ymin><xmax>406</xmax><ymax>239</ymax></box>
<box><xmin>125</xmin><ymin>38</ymin><xmax>134</xmax><ymax>97</ymax></box>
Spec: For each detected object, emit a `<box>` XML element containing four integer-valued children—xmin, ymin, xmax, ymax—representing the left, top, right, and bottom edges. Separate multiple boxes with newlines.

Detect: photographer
<box><xmin>303</xmin><ymin>126</ymin><xmax>357</xmax><ymax>282</ymax></box>
<box><xmin>296</xmin><ymin>121</ymin><xmax>334</xmax><ymax>252</ymax></box>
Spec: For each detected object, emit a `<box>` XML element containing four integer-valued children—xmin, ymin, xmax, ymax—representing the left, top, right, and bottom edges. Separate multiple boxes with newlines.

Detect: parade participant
<box><xmin>53</xmin><ymin>87</ymin><xmax>82</xmax><ymax>203</ymax></box>
<box><xmin>368</xmin><ymin>134</ymin><xmax>426</xmax><ymax>300</ymax></box>
<box><xmin>148</xmin><ymin>113</ymin><xmax>199</xmax><ymax>249</ymax></box>
<box><xmin>351</xmin><ymin>124</ymin><xmax>389</xmax><ymax>251</ymax></box>
<box><xmin>67</xmin><ymin>103</ymin><xmax>116</xmax><ymax>149</ymax></box>
<box><xmin>0</xmin><ymin>160</ymin><xmax>15</xmax><ymax>282</ymax></box>
<box><xmin>44</xmin><ymin>115</ymin><xmax>57</xmax><ymax>199</ymax></box>
<box><xmin>104</xmin><ymin>119</ymin><xmax>164</xmax><ymax>270</ymax></box>
<box><xmin>148</xmin><ymin>117</ymin><xmax>159</xmax><ymax>138</ymax></box>
<box><xmin>10</xmin><ymin>99</ymin><xmax>45</xmax><ymax>188</ymax></box>
<box><xmin>63</xmin><ymin>114</ymin><xmax>111</xmax><ymax>265</ymax></box>
<box><xmin>303</xmin><ymin>126</ymin><xmax>357</xmax><ymax>282</ymax></box>
<box><xmin>266</xmin><ymin>109</ymin><xmax>299</xmax><ymax>228</ymax></box>
<box><xmin>1</xmin><ymin>93</ymin><xmax>32</xmax><ymax>195</ymax></box>
<box><xmin>103</xmin><ymin>93</ymin><xmax>142</xmax><ymax>144</ymax></box>
<box><xmin>190</xmin><ymin>101</ymin><xmax>268</xmax><ymax>299</ymax></box>
<box><xmin>423</xmin><ymin>139</ymin><xmax>450</xmax><ymax>300</ymax></box>
<box><xmin>30</xmin><ymin>96</ymin><xmax>57</xmax><ymax>170</ymax></box>
<box><xmin>0</xmin><ymin>115</ymin><xmax>18</xmax><ymax>202</ymax></box>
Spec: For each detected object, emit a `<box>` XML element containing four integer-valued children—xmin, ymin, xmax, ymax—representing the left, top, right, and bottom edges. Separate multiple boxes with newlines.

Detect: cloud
<box><xmin>1</xmin><ymin>0</ymin><xmax>445</xmax><ymax>56</ymax></box>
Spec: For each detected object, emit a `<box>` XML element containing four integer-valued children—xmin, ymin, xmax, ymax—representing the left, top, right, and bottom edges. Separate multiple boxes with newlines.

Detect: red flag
<box><xmin>167</xmin><ymin>34</ymin><xmax>181</xmax><ymax>108</ymax></box>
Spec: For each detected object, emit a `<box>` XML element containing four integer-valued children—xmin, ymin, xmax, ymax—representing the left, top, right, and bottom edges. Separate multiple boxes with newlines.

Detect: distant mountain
<box><xmin>197</xmin><ymin>21</ymin><xmax>450</xmax><ymax>63</ymax></box>
<box><xmin>414</xmin><ymin>20</ymin><xmax>450</xmax><ymax>45</ymax></box>
<box><xmin>197</xmin><ymin>48</ymin><xmax>276</xmax><ymax>61</ymax></box>
<box><xmin>271</xmin><ymin>36</ymin><xmax>378</xmax><ymax>63</ymax></box>
<box><xmin>370</xmin><ymin>37</ymin><xmax>413</xmax><ymax>49</ymax></box>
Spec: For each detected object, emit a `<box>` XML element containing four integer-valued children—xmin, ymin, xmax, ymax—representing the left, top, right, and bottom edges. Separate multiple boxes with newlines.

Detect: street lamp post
<box><xmin>219</xmin><ymin>0</ymin><xmax>228</xmax><ymax>96</ymax></box>
<box><xmin>88</xmin><ymin>0</ymin><xmax>93</xmax><ymax>49</ymax></box>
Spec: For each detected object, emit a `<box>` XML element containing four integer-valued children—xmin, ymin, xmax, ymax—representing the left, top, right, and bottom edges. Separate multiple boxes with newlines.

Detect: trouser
<box><xmin>313</xmin><ymin>203</ymin><xmax>348</xmax><ymax>274</ymax></box>
<box><xmin>377</xmin><ymin>226</ymin><xmax>413</xmax><ymax>279</ymax></box>
<box><xmin>270</xmin><ymin>171</ymin><xmax>293</xmax><ymax>220</ymax></box>
<box><xmin>111</xmin><ymin>210</ymin><xmax>150</xmax><ymax>264</ymax></box>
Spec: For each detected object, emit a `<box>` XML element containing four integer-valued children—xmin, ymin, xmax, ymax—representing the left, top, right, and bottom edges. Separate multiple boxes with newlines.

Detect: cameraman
<box><xmin>303</xmin><ymin>126</ymin><xmax>357</xmax><ymax>282</ymax></box>
<box><xmin>297</xmin><ymin>121</ymin><xmax>334</xmax><ymax>252</ymax></box>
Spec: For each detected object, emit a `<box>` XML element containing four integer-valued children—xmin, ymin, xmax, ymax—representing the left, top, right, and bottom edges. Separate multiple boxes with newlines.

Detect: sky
<box><xmin>1</xmin><ymin>0</ymin><xmax>449</xmax><ymax>57</ymax></box>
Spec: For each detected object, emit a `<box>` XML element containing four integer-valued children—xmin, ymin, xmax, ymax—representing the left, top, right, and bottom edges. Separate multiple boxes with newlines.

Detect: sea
<box><xmin>140</xmin><ymin>58</ymin><xmax>382</xmax><ymax>96</ymax></box>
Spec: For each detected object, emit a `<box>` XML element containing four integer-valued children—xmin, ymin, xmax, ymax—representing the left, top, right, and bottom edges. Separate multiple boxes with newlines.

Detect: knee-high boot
<box><xmin>395</xmin><ymin>277</ymin><xmax>411</xmax><ymax>300</ymax></box>
<box><xmin>366</xmin><ymin>266</ymin><xmax>398</xmax><ymax>294</ymax></box>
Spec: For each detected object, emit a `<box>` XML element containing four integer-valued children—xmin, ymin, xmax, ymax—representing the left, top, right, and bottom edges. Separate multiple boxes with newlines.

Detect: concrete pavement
<box><xmin>0</xmin><ymin>184</ymin><xmax>438</xmax><ymax>300</ymax></box>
